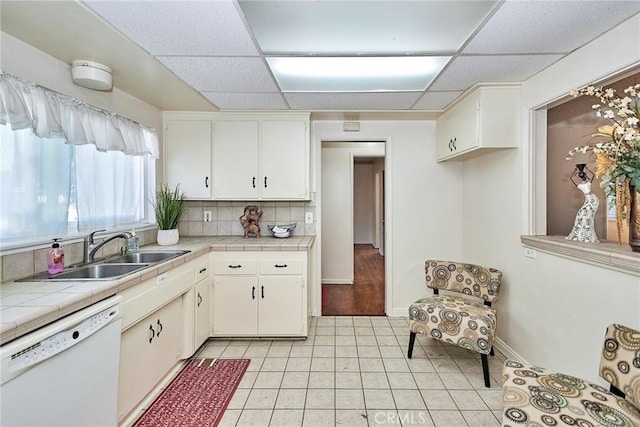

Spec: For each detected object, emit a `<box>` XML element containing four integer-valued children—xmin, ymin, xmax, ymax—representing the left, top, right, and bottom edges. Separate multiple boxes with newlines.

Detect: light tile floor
<box><xmin>195</xmin><ymin>316</ymin><xmax>505</xmax><ymax>427</ymax></box>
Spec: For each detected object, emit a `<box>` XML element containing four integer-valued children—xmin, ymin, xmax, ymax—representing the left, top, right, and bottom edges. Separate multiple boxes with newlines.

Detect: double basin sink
<box><xmin>19</xmin><ymin>250</ymin><xmax>190</xmax><ymax>282</ymax></box>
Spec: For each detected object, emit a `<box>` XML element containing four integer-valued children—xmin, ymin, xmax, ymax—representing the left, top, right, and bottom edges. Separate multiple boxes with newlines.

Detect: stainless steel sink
<box><xmin>103</xmin><ymin>250</ymin><xmax>189</xmax><ymax>264</ymax></box>
<box><xmin>19</xmin><ymin>263</ymin><xmax>149</xmax><ymax>281</ymax></box>
<box><xmin>17</xmin><ymin>250</ymin><xmax>191</xmax><ymax>282</ymax></box>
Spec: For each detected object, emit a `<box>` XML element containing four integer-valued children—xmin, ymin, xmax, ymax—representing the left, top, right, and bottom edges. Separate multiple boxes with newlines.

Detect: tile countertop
<box><xmin>0</xmin><ymin>235</ymin><xmax>315</xmax><ymax>346</ymax></box>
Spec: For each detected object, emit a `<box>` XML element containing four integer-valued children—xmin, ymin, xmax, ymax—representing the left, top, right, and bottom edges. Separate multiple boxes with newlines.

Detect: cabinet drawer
<box><xmin>213</xmin><ymin>259</ymin><xmax>257</xmax><ymax>275</ymax></box>
<box><xmin>195</xmin><ymin>259</ymin><xmax>210</xmax><ymax>283</ymax></box>
<box><xmin>119</xmin><ymin>264</ymin><xmax>194</xmax><ymax>331</ymax></box>
<box><xmin>260</xmin><ymin>259</ymin><xmax>303</xmax><ymax>275</ymax></box>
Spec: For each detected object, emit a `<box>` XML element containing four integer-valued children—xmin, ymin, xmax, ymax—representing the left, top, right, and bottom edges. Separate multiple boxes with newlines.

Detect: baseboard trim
<box><xmin>322</xmin><ymin>279</ymin><xmax>353</xmax><ymax>285</ymax></box>
<box><xmin>387</xmin><ymin>308</ymin><xmax>407</xmax><ymax>317</ymax></box>
<box><xmin>494</xmin><ymin>337</ymin><xmax>528</xmax><ymax>364</ymax></box>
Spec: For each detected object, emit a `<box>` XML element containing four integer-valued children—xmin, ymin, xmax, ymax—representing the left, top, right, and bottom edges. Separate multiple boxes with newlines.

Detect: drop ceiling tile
<box><xmin>239</xmin><ymin>0</ymin><xmax>498</xmax><ymax>54</ymax></box>
<box><xmin>156</xmin><ymin>56</ymin><xmax>279</xmax><ymax>92</ymax></box>
<box><xmin>412</xmin><ymin>91</ymin><xmax>464</xmax><ymax>110</ymax></box>
<box><xmin>84</xmin><ymin>0</ymin><xmax>258</xmax><ymax>56</ymax></box>
<box><xmin>285</xmin><ymin>92</ymin><xmax>422</xmax><ymax>111</ymax></box>
<box><xmin>464</xmin><ymin>1</ymin><xmax>640</xmax><ymax>54</ymax></box>
<box><xmin>429</xmin><ymin>54</ymin><xmax>563</xmax><ymax>91</ymax></box>
<box><xmin>202</xmin><ymin>92</ymin><xmax>289</xmax><ymax>110</ymax></box>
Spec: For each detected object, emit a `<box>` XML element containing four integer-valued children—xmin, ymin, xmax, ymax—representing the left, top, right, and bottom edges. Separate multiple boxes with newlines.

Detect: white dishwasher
<box><xmin>1</xmin><ymin>295</ymin><xmax>122</xmax><ymax>427</ymax></box>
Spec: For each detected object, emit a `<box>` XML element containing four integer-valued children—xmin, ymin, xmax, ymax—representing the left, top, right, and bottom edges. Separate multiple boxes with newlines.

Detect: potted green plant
<box><xmin>152</xmin><ymin>183</ymin><xmax>186</xmax><ymax>246</ymax></box>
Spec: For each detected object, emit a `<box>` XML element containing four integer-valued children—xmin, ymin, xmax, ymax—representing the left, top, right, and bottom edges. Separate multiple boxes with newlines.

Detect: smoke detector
<box><xmin>71</xmin><ymin>60</ymin><xmax>112</xmax><ymax>91</ymax></box>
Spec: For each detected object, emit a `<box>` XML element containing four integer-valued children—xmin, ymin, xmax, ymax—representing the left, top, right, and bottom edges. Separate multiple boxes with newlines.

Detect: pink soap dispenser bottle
<box><xmin>47</xmin><ymin>239</ymin><xmax>65</xmax><ymax>275</ymax></box>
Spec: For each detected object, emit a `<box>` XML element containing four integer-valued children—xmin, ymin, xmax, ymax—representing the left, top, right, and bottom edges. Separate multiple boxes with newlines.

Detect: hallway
<box><xmin>322</xmin><ymin>245</ymin><xmax>385</xmax><ymax>316</ymax></box>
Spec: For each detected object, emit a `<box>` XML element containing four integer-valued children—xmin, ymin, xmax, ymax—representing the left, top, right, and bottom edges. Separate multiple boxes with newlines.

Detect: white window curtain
<box><xmin>75</xmin><ymin>144</ymin><xmax>146</xmax><ymax>230</ymax></box>
<box><xmin>0</xmin><ymin>72</ymin><xmax>158</xmax><ymax>247</ymax></box>
<box><xmin>0</xmin><ymin>72</ymin><xmax>159</xmax><ymax>158</ymax></box>
<box><xmin>0</xmin><ymin>126</ymin><xmax>72</xmax><ymax>240</ymax></box>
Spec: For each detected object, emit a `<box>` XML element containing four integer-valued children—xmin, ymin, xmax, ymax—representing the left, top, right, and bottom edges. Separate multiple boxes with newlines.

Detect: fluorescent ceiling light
<box><xmin>267</xmin><ymin>56</ymin><xmax>450</xmax><ymax>92</ymax></box>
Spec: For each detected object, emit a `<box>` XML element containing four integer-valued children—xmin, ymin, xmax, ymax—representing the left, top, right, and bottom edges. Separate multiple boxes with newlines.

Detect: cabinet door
<box><xmin>195</xmin><ymin>278</ymin><xmax>210</xmax><ymax>347</ymax></box>
<box><xmin>165</xmin><ymin>120</ymin><xmax>212</xmax><ymax>199</ymax></box>
<box><xmin>212</xmin><ymin>276</ymin><xmax>258</xmax><ymax>335</ymax></box>
<box><xmin>212</xmin><ymin>121</ymin><xmax>259</xmax><ymax>199</ymax></box>
<box><xmin>436</xmin><ymin>109</ymin><xmax>455</xmax><ymax>159</ymax></box>
<box><xmin>260</xmin><ymin>120</ymin><xmax>309</xmax><ymax>199</ymax></box>
<box><xmin>258</xmin><ymin>276</ymin><xmax>305</xmax><ymax>336</ymax></box>
<box><xmin>118</xmin><ymin>297</ymin><xmax>184</xmax><ymax>422</ymax></box>
<box><xmin>436</xmin><ymin>93</ymin><xmax>479</xmax><ymax>161</ymax></box>
<box><xmin>452</xmin><ymin>91</ymin><xmax>480</xmax><ymax>153</ymax></box>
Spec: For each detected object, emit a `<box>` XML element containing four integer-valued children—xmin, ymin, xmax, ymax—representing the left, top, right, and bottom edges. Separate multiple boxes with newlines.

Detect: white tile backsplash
<box><xmin>181</xmin><ymin>200</ymin><xmax>316</xmax><ymax>237</ymax></box>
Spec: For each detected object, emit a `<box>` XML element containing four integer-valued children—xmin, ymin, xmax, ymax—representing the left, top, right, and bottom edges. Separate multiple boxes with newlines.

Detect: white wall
<box><xmin>354</xmin><ymin>163</ymin><xmax>375</xmax><ymax>245</ymax></box>
<box><xmin>463</xmin><ymin>14</ymin><xmax>640</xmax><ymax>382</ymax></box>
<box><xmin>313</xmin><ymin>121</ymin><xmax>463</xmax><ymax>315</ymax></box>
<box><xmin>373</xmin><ymin>159</ymin><xmax>385</xmax><ymax>254</ymax></box>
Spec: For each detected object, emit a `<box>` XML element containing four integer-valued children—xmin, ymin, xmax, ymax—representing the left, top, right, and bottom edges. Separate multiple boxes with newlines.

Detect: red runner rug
<box><xmin>133</xmin><ymin>358</ymin><xmax>250</xmax><ymax>427</ymax></box>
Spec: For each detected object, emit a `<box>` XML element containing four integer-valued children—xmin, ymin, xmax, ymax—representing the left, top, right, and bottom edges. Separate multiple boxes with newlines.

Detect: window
<box><xmin>0</xmin><ymin>125</ymin><xmax>155</xmax><ymax>248</ymax></box>
<box><xmin>545</xmin><ymin>71</ymin><xmax>639</xmax><ymax>243</ymax></box>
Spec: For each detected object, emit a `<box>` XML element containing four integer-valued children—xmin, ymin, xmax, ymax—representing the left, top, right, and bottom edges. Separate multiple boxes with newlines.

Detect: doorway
<box><xmin>321</xmin><ymin>146</ymin><xmax>386</xmax><ymax>316</ymax></box>
<box><xmin>322</xmin><ymin>244</ymin><xmax>385</xmax><ymax>315</ymax></box>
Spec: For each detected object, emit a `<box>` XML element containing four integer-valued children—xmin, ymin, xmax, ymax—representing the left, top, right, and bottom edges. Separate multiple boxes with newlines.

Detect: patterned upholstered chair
<box><xmin>502</xmin><ymin>324</ymin><xmax>640</xmax><ymax>426</ymax></box>
<box><xmin>408</xmin><ymin>260</ymin><xmax>503</xmax><ymax>387</ymax></box>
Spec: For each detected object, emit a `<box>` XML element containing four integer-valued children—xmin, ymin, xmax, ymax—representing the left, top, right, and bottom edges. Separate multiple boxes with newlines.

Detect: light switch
<box><xmin>305</xmin><ymin>212</ymin><xmax>313</xmax><ymax>224</ymax></box>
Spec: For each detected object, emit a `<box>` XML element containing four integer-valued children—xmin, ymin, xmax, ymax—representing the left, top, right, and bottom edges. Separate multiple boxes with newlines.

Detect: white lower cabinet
<box><xmin>117</xmin><ymin>297</ymin><xmax>184</xmax><ymax>423</ymax></box>
<box><xmin>195</xmin><ymin>271</ymin><xmax>211</xmax><ymax>347</ymax></box>
<box><xmin>116</xmin><ymin>259</ymin><xmax>196</xmax><ymax>423</ymax></box>
<box><xmin>212</xmin><ymin>251</ymin><xmax>307</xmax><ymax>337</ymax></box>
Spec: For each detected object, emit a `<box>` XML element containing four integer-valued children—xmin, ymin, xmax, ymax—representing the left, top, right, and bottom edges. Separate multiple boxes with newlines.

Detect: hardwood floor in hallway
<box><xmin>322</xmin><ymin>244</ymin><xmax>385</xmax><ymax>316</ymax></box>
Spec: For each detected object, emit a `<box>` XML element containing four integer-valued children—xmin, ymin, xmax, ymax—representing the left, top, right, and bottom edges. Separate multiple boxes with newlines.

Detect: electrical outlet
<box><xmin>203</xmin><ymin>211</ymin><xmax>212</xmax><ymax>222</ymax></box>
<box><xmin>524</xmin><ymin>248</ymin><xmax>537</xmax><ymax>259</ymax></box>
<box><xmin>305</xmin><ymin>212</ymin><xmax>313</xmax><ymax>224</ymax></box>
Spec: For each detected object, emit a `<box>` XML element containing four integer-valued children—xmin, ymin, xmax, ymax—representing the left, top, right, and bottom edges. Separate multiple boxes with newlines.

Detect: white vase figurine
<box><xmin>566</xmin><ymin>181</ymin><xmax>599</xmax><ymax>243</ymax></box>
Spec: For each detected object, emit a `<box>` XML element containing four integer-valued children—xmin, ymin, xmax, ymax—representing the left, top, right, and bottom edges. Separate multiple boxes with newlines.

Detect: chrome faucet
<box><xmin>83</xmin><ymin>229</ymin><xmax>133</xmax><ymax>263</ymax></box>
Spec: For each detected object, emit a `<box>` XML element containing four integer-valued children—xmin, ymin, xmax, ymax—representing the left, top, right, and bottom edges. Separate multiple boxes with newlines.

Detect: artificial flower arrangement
<box><xmin>566</xmin><ymin>83</ymin><xmax>640</xmax><ymax>243</ymax></box>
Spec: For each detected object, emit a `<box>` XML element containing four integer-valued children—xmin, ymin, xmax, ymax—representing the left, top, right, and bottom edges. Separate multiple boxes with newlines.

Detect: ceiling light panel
<box><xmin>267</xmin><ymin>56</ymin><xmax>450</xmax><ymax>92</ymax></box>
<box><xmin>83</xmin><ymin>0</ymin><xmax>259</xmax><ymax>56</ymax></box>
<box><xmin>239</xmin><ymin>0</ymin><xmax>499</xmax><ymax>54</ymax></box>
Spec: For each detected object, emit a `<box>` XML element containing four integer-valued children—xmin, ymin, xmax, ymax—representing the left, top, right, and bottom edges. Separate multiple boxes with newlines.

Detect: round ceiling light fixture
<box><xmin>71</xmin><ymin>60</ymin><xmax>112</xmax><ymax>91</ymax></box>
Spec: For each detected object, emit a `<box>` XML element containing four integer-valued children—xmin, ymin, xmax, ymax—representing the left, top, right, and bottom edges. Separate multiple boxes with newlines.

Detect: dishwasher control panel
<box><xmin>0</xmin><ymin>295</ymin><xmax>122</xmax><ymax>386</ymax></box>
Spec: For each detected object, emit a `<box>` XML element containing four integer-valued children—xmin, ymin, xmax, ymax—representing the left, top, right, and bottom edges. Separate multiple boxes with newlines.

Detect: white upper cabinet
<box><xmin>212</xmin><ymin>115</ymin><xmax>310</xmax><ymax>200</ymax></box>
<box><xmin>436</xmin><ymin>85</ymin><xmax>520</xmax><ymax>162</ymax></box>
<box><xmin>260</xmin><ymin>120</ymin><xmax>309</xmax><ymax>199</ymax></box>
<box><xmin>164</xmin><ymin>112</ymin><xmax>310</xmax><ymax>200</ymax></box>
<box><xmin>212</xmin><ymin>120</ymin><xmax>260</xmax><ymax>199</ymax></box>
<box><xmin>165</xmin><ymin>118</ymin><xmax>212</xmax><ymax>199</ymax></box>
